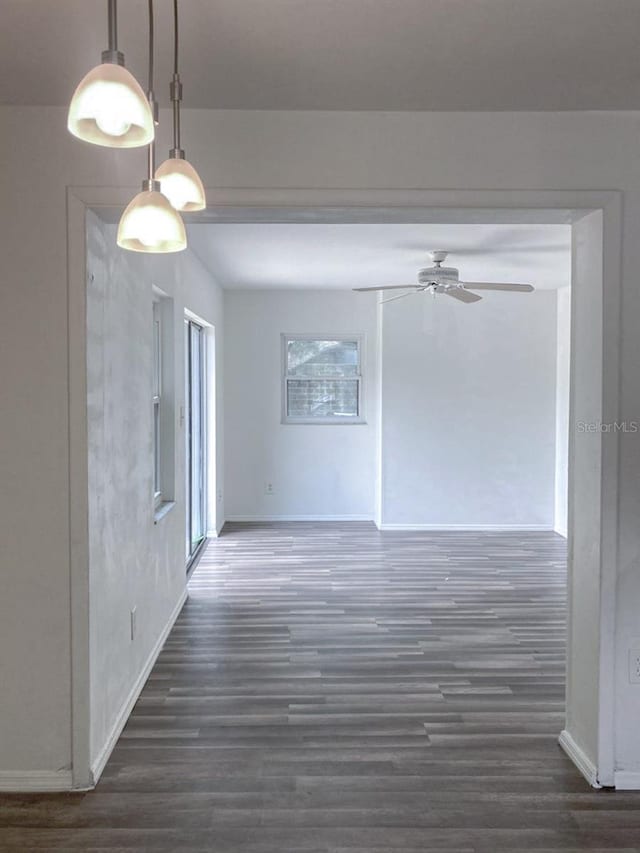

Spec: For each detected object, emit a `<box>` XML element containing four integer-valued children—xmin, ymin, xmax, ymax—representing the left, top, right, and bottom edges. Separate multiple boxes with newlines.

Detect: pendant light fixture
<box><xmin>68</xmin><ymin>0</ymin><xmax>154</xmax><ymax>148</ymax></box>
<box><xmin>117</xmin><ymin>0</ymin><xmax>186</xmax><ymax>253</ymax></box>
<box><xmin>155</xmin><ymin>0</ymin><xmax>206</xmax><ymax>212</ymax></box>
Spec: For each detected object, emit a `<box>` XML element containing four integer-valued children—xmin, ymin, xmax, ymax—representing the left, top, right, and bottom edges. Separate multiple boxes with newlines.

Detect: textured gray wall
<box><xmin>86</xmin><ymin>212</ymin><xmax>223</xmax><ymax>770</ymax></box>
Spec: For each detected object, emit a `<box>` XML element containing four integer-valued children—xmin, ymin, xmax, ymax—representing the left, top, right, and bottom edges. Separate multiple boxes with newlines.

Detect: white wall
<box><xmin>379</xmin><ymin>290</ymin><xmax>558</xmax><ymax>528</ymax></box>
<box><xmin>563</xmin><ymin>211</ymin><xmax>604</xmax><ymax>772</ymax></box>
<box><xmin>85</xmin><ymin>213</ymin><xmax>223</xmax><ymax>776</ymax></box>
<box><xmin>1</xmin><ymin>106</ymin><xmax>639</xmax><ymax>787</ymax></box>
<box><xmin>224</xmin><ymin>290</ymin><xmax>377</xmax><ymax>520</ymax></box>
<box><xmin>224</xmin><ymin>284</ymin><xmax>564</xmax><ymax>532</ymax></box>
<box><xmin>555</xmin><ymin>287</ymin><xmax>571</xmax><ymax>537</ymax></box>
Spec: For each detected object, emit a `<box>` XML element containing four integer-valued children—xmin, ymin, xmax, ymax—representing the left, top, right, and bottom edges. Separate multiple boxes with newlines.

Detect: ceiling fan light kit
<box><xmin>354</xmin><ymin>251</ymin><xmax>535</xmax><ymax>305</ymax></box>
<box><xmin>69</xmin><ymin>0</ymin><xmax>204</xmax><ymax>253</ymax></box>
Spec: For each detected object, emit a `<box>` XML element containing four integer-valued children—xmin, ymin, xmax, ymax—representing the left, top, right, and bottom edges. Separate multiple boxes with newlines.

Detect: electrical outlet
<box><xmin>630</xmin><ymin>647</ymin><xmax>640</xmax><ymax>684</ymax></box>
<box><xmin>217</xmin><ymin>489</ymin><xmax>223</xmax><ymax>503</ymax></box>
<box><xmin>130</xmin><ymin>607</ymin><xmax>137</xmax><ymax>642</ymax></box>
<box><xmin>265</xmin><ymin>482</ymin><xmax>274</xmax><ymax>496</ymax></box>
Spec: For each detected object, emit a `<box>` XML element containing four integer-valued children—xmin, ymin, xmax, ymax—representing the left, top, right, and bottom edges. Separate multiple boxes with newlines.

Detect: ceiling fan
<box><xmin>353</xmin><ymin>251</ymin><xmax>535</xmax><ymax>304</ymax></box>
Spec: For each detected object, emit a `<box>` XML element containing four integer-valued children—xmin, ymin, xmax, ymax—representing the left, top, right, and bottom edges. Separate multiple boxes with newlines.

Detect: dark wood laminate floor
<box><xmin>3</xmin><ymin>522</ymin><xmax>640</xmax><ymax>852</ymax></box>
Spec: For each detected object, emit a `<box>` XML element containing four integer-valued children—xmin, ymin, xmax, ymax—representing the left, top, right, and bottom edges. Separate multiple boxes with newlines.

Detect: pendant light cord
<box><xmin>107</xmin><ymin>0</ymin><xmax>117</xmax><ymax>52</ymax></box>
<box><xmin>173</xmin><ymin>0</ymin><xmax>179</xmax><ymax>76</ymax></box>
<box><xmin>148</xmin><ymin>0</ymin><xmax>154</xmax><ymax>94</ymax></box>
<box><xmin>147</xmin><ymin>0</ymin><xmax>157</xmax><ymax>182</ymax></box>
<box><xmin>103</xmin><ymin>0</ymin><xmax>124</xmax><ymax>65</ymax></box>
<box><xmin>170</xmin><ymin>0</ymin><xmax>183</xmax><ymax>154</ymax></box>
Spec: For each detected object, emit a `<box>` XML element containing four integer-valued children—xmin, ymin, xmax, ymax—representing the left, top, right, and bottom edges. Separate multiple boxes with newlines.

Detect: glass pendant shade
<box><xmin>67</xmin><ymin>63</ymin><xmax>155</xmax><ymax>148</ymax></box>
<box><xmin>117</xmin><ymin>187</ymin><xmax>187</xmax><ymax>253</ymax></box>
<box><xmin>155</xmin><ymin>157</ymin><xmax>206</xmax><ymax>212</ymax></box>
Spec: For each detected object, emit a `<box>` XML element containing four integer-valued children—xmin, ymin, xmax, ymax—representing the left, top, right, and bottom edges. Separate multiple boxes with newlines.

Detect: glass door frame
<box><xmin>185</xmin><ymin>318</ymin><xmax>207</xmax><ymax>568</ymax></box>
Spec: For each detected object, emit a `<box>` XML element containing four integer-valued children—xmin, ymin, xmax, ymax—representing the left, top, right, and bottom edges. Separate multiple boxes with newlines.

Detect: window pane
<box><xmin>287</xmin><ymin>339</ymin><xmax>359</xmax><ymax>377</ymax></box>
<box><xmin>287</xmin><ymin>379</ymin><xmax>359</xmax><ymax>418</ymax></box>
<box><xmin>153</xmin><ymin>313</ymin><xmax>161</xmax><ymax>398</ymax></box>
<box><xmin>153</xmin><ymin>401</ymin><xmax>161</xmax><ymax>494</ymax></box>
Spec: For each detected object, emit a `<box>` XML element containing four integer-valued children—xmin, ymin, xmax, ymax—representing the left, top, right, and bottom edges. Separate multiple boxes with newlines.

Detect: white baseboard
<box><xmin>559</xmin><ymin>729</ymin><xmax>601</xmax><ymax>788</ymax></box>
<box><xmin>225</xmin><ymin>514</ymin><xmax>373</xmax><ymax>522</ymax></box>
<box><xmin>224</xmin><ymin>518</ymin><xmax>552</xmax><ymax>531</ymax></box>
<box><xmin>0</xmin><ymin>769</ymin><xmax>73</xmax><ymax>793</ymax></box>
<box><xmin>89</xmin><ymin>588</ymin><xmax>188</xmax><ymax>787</ymax></box>
<box><xmin>614</xmin><ymin>771</ymin><xmax>640</xmax><ymax>790</ymax></box>
<box><xmin>376</xmin><ymin>523</ymin><xmax>554</xmax><ymax>532</ymax></box>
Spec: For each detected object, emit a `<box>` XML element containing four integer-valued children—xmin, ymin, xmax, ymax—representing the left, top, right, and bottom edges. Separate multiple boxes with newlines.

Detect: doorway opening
<box><xmin>182</xmin><ymin>195</ymin><xmax>617</xmax><ymax>787</ymax></box>
<box><xmin>67</xmin><ymin>189</ymin><xmax>619</xmax><ymax>791</ymax></box>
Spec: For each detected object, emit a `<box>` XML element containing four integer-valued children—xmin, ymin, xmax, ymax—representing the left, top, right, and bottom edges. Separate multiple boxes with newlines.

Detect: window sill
<box><xmin>282</xmin><ymin>419</ymin><xmax>367</xmax><ymax>426</ymax></box>
<box><xmin>154</xmin><ymin>501</ymin><xmax>176</xmax><ymax>525</ymax></box>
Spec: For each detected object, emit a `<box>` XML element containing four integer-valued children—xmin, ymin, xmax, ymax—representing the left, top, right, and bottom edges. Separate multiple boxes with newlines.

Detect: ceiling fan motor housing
<box><xmin>418</xmin><ymin>266</ymin><xmax>459</xmax><ymax>286</ymax></box>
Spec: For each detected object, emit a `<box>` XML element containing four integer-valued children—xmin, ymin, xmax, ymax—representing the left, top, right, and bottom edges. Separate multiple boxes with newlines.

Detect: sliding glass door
<box><xmin>185</xmin><ymin>319</ymin><xmax>206</xmax><ymax>563</ymax></box>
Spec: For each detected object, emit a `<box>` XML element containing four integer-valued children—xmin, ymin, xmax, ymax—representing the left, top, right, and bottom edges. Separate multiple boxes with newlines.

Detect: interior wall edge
<box><xmin>210</xmin><ymin>516</ymin><xmax>226</xmax><ymax>537</ymax></box>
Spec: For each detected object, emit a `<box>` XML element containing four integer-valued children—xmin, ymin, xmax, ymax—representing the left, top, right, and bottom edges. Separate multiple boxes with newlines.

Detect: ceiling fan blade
<box><xmin>380</xmin><ymin>290</ymin><xmax>421</xmax><ymax>305</ymax></box>
<box><xmin>462</xmin><ymin>281</ymin><xmax>534</xmax><ymax>292</ymax></box>
<box><xmin>439</xmin><ymin>244</ymin><xmax>567</xmax><ymax>256</ymax></box>
<box><xmin>353</xmin><ymin>285</ymin><xmax>421</xmax><ymax>292</ymax></box>
<box><xmin>446</xmin><ymin>288</ymin><xmax>482</xmax><ymax>304</ymax></box>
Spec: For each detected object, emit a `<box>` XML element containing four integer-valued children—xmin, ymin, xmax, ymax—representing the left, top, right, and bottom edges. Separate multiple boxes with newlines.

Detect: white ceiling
<box><xmin>3</xmin><ymin>1</ymin><xmax>640</xmax><ymax>110</ymax></box>
<box><xmin>186</xmin><ymin>223</ymin><xmax>571</xmax><ymax>290</ymax></box>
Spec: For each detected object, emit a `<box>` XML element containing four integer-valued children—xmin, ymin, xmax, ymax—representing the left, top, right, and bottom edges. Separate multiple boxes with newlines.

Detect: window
<box><xmin>282</xmin><ymin>334</ymin><xmax>364</xmax><ymax>424</ymax></box>
<box><xmin>152</xmin><ymin>300</ymin><xmax>162</xmax><ymax>506</ymax></box>
<box><xmin>152</xmin><ymin>293</ymin><xmax>175</xmax><ymax>514</ymax></box>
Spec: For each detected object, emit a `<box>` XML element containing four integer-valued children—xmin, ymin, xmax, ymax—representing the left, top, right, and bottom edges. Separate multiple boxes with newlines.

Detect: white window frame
<box><xmin>152</xmin><ymin>291</ymin><xmax>176</xmax><ymax>517</ymax></box>
<box><xmin>152</xmin><ymin>299</ymin><xmax>163</xmax><ymax>508</ymax></box>
<box><xmin>185</xmin><ymin>316</ymin><xmax>208</xmax><ymax>561</ymax></box>
<box><xmin>281</xmin><ymin>333</ymin><xmax>365</xmax><ymax>425</ymax></box>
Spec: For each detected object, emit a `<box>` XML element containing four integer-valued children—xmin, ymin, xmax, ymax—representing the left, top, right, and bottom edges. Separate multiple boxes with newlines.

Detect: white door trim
<box><xmin>67</xmin><ymin>185</ymin><xmax>621</xmax><ymax>789</ymax></box>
